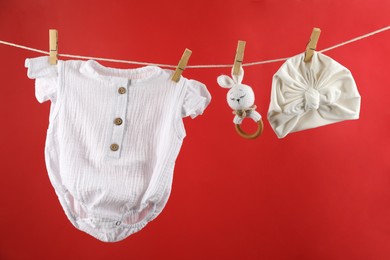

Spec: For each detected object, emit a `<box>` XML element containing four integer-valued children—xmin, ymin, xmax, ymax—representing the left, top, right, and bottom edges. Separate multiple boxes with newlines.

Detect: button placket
<box><xmin>108</xmin><ymin>79</ymin><xmax>130</xmax><ymax>158</ymax></box>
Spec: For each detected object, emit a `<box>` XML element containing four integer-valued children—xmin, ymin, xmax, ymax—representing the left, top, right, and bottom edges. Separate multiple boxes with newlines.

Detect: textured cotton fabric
<box><xmin>268</xmin><ymin>52</ymin><xmax>361</xmax><ymax>138</ymax></box>
<box><xmin>25</xmin><ymin>56</ymin><xmax>211</xmax><ymax>242</ymax></box>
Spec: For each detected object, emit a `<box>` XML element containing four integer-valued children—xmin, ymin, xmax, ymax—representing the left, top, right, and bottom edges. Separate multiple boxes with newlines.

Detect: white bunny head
<box><xmin>217</xmin><ymin>67</ymin><xmax>255</xmax><ymax>111</ymax></box>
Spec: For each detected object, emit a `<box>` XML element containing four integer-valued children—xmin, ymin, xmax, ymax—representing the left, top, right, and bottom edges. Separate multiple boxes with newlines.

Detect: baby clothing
<box><xmin>25</xmin><ymin>56</ymin><xmax>211</xmax><ymax>242</ymax></box>
<box><xmin>268</xmin><ymin>52</ymin><xmax>361</xmax><ymax>138</ymax></box>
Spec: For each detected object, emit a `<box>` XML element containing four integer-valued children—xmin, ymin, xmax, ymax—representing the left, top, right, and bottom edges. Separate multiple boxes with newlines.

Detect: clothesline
<box><xmin>0</xmin><ymin>26</ymin><xmax>389</xmax><ymax>69</ymax></box>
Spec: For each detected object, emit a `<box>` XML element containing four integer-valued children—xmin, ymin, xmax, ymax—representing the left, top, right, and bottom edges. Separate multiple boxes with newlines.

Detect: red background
<box><xmin>1</xmin><ymin>1</ymin><xmax>389</xmax><ymax>259</ymax></box>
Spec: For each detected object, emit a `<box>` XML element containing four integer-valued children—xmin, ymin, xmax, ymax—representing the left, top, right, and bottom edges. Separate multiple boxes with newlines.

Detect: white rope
<box><xmin>0</xmin><ymin>25</ymin><xmax>389</xmax><ymax>69</ymax></box>
<box><xmin>0</xmin><ymin>41</ymin><xmax>49</xmax><ymax>55</ymax></box>
<box><xmin>318</xmin><ymin>26</ymin><xmax>390</xmax><ymax>53</ymax></box>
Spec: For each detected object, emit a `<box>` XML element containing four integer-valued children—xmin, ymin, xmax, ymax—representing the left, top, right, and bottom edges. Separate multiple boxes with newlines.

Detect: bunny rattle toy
<box><xmin>217</xmin><ymin>67</ymin><xmax>264</xmax><ymax>139</ymax></box>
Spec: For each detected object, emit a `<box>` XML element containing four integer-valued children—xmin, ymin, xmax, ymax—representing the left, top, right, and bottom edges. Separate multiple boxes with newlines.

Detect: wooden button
<box><xmin>110</xmin><ymin>143</ymin><xmax>119</xmax><ymax>151</ymax></box>
<box><xmin>114</xmin><ymin>118</ymin><xmax>123</xmax><ymax>125</ymax></box>
<box><xmin>118</xmin><ymin>87</ymin><xmax>126</xmax><ymax>94</ymax></box>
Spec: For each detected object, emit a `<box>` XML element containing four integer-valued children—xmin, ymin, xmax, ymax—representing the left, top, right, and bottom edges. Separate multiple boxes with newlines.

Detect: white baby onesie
<box><xmin>25</xmin><ymin>56</ymin><xmax>211</xmax><ymax>242</ymax></box>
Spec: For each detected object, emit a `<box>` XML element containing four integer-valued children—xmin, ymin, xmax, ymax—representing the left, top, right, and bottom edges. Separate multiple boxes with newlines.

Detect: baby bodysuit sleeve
<box><xmin>25</xmin><ymin>56</ymin><xmax>59</xmax><ymax>103</ymax></box>
<box><xmin>181</xmin><ymin>79</ymin><xmax>211</xmax><ymax>118</ymax></box>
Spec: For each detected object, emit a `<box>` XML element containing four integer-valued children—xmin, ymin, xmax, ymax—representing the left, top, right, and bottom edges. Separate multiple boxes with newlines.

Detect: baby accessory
<box><xmin>25</xmin><ymin>56</ymin><xmax>211</xmax><ymax>242</ymax></box>
<box><xmin>217</xmin><ymin>41</ymin><xmax>263</xmax><ymax>139</ymax></box>
<box><xmin>268</xmin><ymin>51</ymin><xmax>361</xmax><ymax>138</ymax></box>
<box><xmin>217</xmin><ymin>67</ymin><xmax>263</xmax><ymax>139</ymax></box>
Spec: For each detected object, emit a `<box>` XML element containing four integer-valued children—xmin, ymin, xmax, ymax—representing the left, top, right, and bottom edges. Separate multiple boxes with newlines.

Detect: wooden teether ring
<box><xmin>235</xmin><ymin>119</ymin><xmax>264</xmax><ymax>139</ymax></box>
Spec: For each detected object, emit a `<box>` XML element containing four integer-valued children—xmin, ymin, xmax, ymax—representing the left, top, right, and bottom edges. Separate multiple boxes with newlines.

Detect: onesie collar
<box><xmin>81</xmin><ymin>60</ymin><xmax>162</xmax><ymax>83</ymax></box>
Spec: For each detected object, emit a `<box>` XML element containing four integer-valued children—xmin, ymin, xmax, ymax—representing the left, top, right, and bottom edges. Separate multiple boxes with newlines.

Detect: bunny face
<box><xmin>217</xmin><ymin>67</ymin><xmax>256</xmax><ymax>111</ymax></box>
<box><xmin>227</xmin><ymin>84</ymin><xmax>255</xmax><ymax>110</ymax></box>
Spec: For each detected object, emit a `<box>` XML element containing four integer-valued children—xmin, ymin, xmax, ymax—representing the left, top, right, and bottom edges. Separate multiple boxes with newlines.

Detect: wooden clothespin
<box><xmin>304</xmin><ymin>28</ymin><xmax>321</xmax><ymax>62</ymax></box>
<box><xmin>233</xmin><ymin>40</ymin><xmax>246</xmax><ymax>76</ymax></box>
<box><xmin>49</xmin><ymin>29</ymin><xmax>58</xmax><ymax>65</ymax></box>
<box><xmin>172</xmin><ymin>48</ymin><xmax>192</xmax><ymax>82</ymax></box>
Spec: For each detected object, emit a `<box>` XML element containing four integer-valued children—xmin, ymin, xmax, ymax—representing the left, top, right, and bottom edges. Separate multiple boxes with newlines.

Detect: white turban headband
<box><xmin>268</xmin><ymin>52</ymin><xmax>361</xmax><ymax>138</ymax></box>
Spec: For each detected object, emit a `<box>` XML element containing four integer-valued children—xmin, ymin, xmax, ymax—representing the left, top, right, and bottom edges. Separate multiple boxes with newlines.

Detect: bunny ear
<box><xmin>217</xmin><ymin>75</ymin><xmax>235</xmax><ymax>89</ymax></box>
<box><xmin>231</xmin><ymin>66</ymin><xmax>244</xmax><ymax>84</ymax></box>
